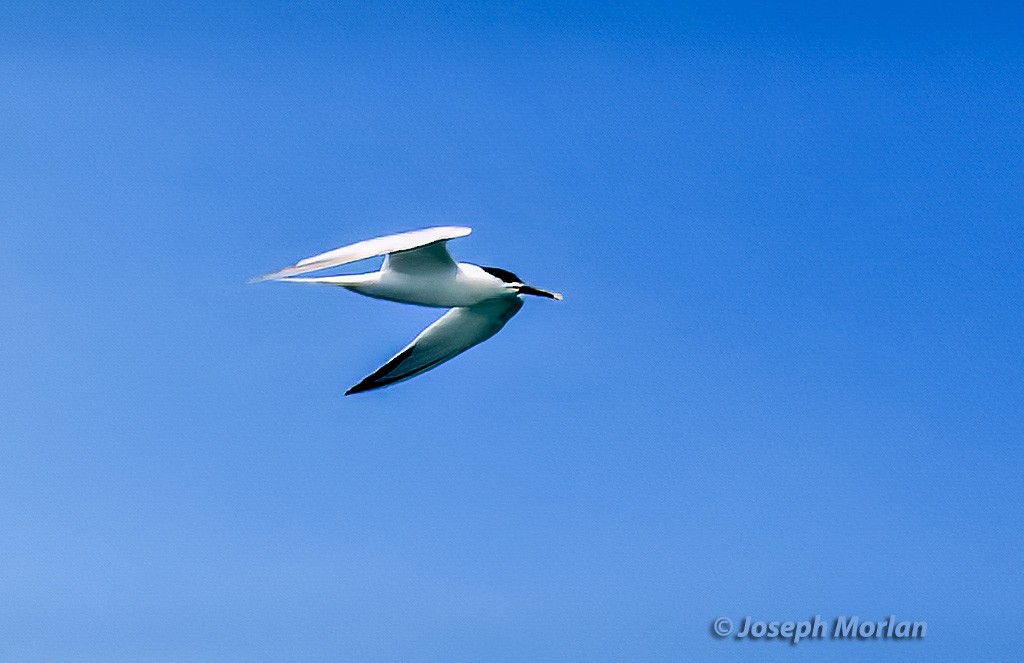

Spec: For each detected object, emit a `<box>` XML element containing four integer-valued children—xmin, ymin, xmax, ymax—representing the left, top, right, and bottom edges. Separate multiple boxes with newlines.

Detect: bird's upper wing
<box><xmin>345</xmin><ymin>296</ymin><xmax>524</xmax><ymax>395</ymax></box>
<box><xmin>252</xmin><ymin>226</ymin><xmax>471</xmax><ymax>282</ymax></box>
<box><xmin>382</xmin><ymin>240</ymin><xmax>460</xmax><ymax>275</ymax></box>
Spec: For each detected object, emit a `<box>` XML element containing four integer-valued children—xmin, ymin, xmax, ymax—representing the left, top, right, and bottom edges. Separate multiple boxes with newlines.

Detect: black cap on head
<box><xmin>480</xmin><ymin>266</ymin><xmax>522</xmax><ymax>283</ymax></box>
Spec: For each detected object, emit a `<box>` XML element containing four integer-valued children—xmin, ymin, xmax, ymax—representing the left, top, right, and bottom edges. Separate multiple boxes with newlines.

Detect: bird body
<box><xmin>253</xmin><ymin>227</ymin><xmax>561</xmax><ymax>394</ymax></box>
<box><xmin>284</xmin><ymin>263</ymin><xmax>510</xmax><ymax>308</ymax></box>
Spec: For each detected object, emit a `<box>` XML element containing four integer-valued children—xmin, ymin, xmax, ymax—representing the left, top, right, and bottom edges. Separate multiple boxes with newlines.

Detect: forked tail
<box><xmin>247</xmin><ymin>274</ymin><xmax>376</xmax><ymax>287</ymax></box>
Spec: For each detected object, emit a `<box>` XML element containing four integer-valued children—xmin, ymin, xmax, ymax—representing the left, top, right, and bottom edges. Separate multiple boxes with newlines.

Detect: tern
<box><xmin>253</xmin><ymin>226</ymin><xmax>562</xmax><ymax>395</ymax></box>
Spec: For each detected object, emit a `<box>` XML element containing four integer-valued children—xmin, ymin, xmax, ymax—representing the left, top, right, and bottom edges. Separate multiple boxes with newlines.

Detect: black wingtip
<box><xmin>344</xmin><ymin>376</ymin><xmax>380</xmax><ymax>395</ymax></box>
<box><xmin>344</xmin><ymin>346</ymin><xmax>416</xmax><ymax>396</ymax></box>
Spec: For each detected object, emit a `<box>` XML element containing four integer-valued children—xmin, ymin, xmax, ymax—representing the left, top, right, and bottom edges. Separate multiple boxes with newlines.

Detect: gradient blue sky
<box><xmin>2</xmin><ymin>2</ymin><xmax>1022</xmax><ymax>661</ymax></box>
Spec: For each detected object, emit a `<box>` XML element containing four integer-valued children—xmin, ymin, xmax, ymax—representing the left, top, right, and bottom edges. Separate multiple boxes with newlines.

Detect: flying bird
<box><xmin>252</xmin><ymin>227</ymin><xmax>562</xmax><ymax>394</ymax></box>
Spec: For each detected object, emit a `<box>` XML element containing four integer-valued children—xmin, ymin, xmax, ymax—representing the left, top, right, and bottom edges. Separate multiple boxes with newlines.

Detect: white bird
<box><xmin>253</xmin><ymin>226</ymin><xmax>562</xmax><ymax>395</ymax></box>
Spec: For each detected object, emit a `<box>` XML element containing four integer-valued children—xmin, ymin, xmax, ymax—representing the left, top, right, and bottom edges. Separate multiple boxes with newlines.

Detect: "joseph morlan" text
<box><xmin>724</xmin><ymin>615</ymin><xmax>926</xmax><ymax>644</ymax></box>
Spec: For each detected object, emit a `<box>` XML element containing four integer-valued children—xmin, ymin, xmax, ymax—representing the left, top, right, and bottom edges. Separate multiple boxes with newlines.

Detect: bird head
<box><xmin>480</xmin><ymin>266</ymin><xmax>563</xmax><ymax>300</ymax></box>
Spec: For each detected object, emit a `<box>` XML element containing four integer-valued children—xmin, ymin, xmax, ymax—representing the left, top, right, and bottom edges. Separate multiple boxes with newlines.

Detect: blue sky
<box><xmin>1</xmin><ymin>2</ymin><xmax>1022</xmax><ymax>661</ymax></box>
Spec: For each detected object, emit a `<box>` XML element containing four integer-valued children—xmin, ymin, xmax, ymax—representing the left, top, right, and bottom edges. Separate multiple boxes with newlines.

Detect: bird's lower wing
<box><xmin>252</xmin><ymin>226</ymin><xmax>471</xmax><ymax>282</ymax></box>
<box><xmin>345</xmin><ymin>297</ymin><xmax>524</xmax><ymax>395</ymax></box>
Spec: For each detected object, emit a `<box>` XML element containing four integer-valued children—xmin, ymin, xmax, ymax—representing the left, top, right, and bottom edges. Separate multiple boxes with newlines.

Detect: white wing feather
<box><xmin>345</xmin><ymin>297</ymin><xmax>524</xmax><ymax>395</ymax></box>
<box><xmin>252</xmin><ymin>226</ymin><xmax>471</xmax><ymax>282</ymax></box>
